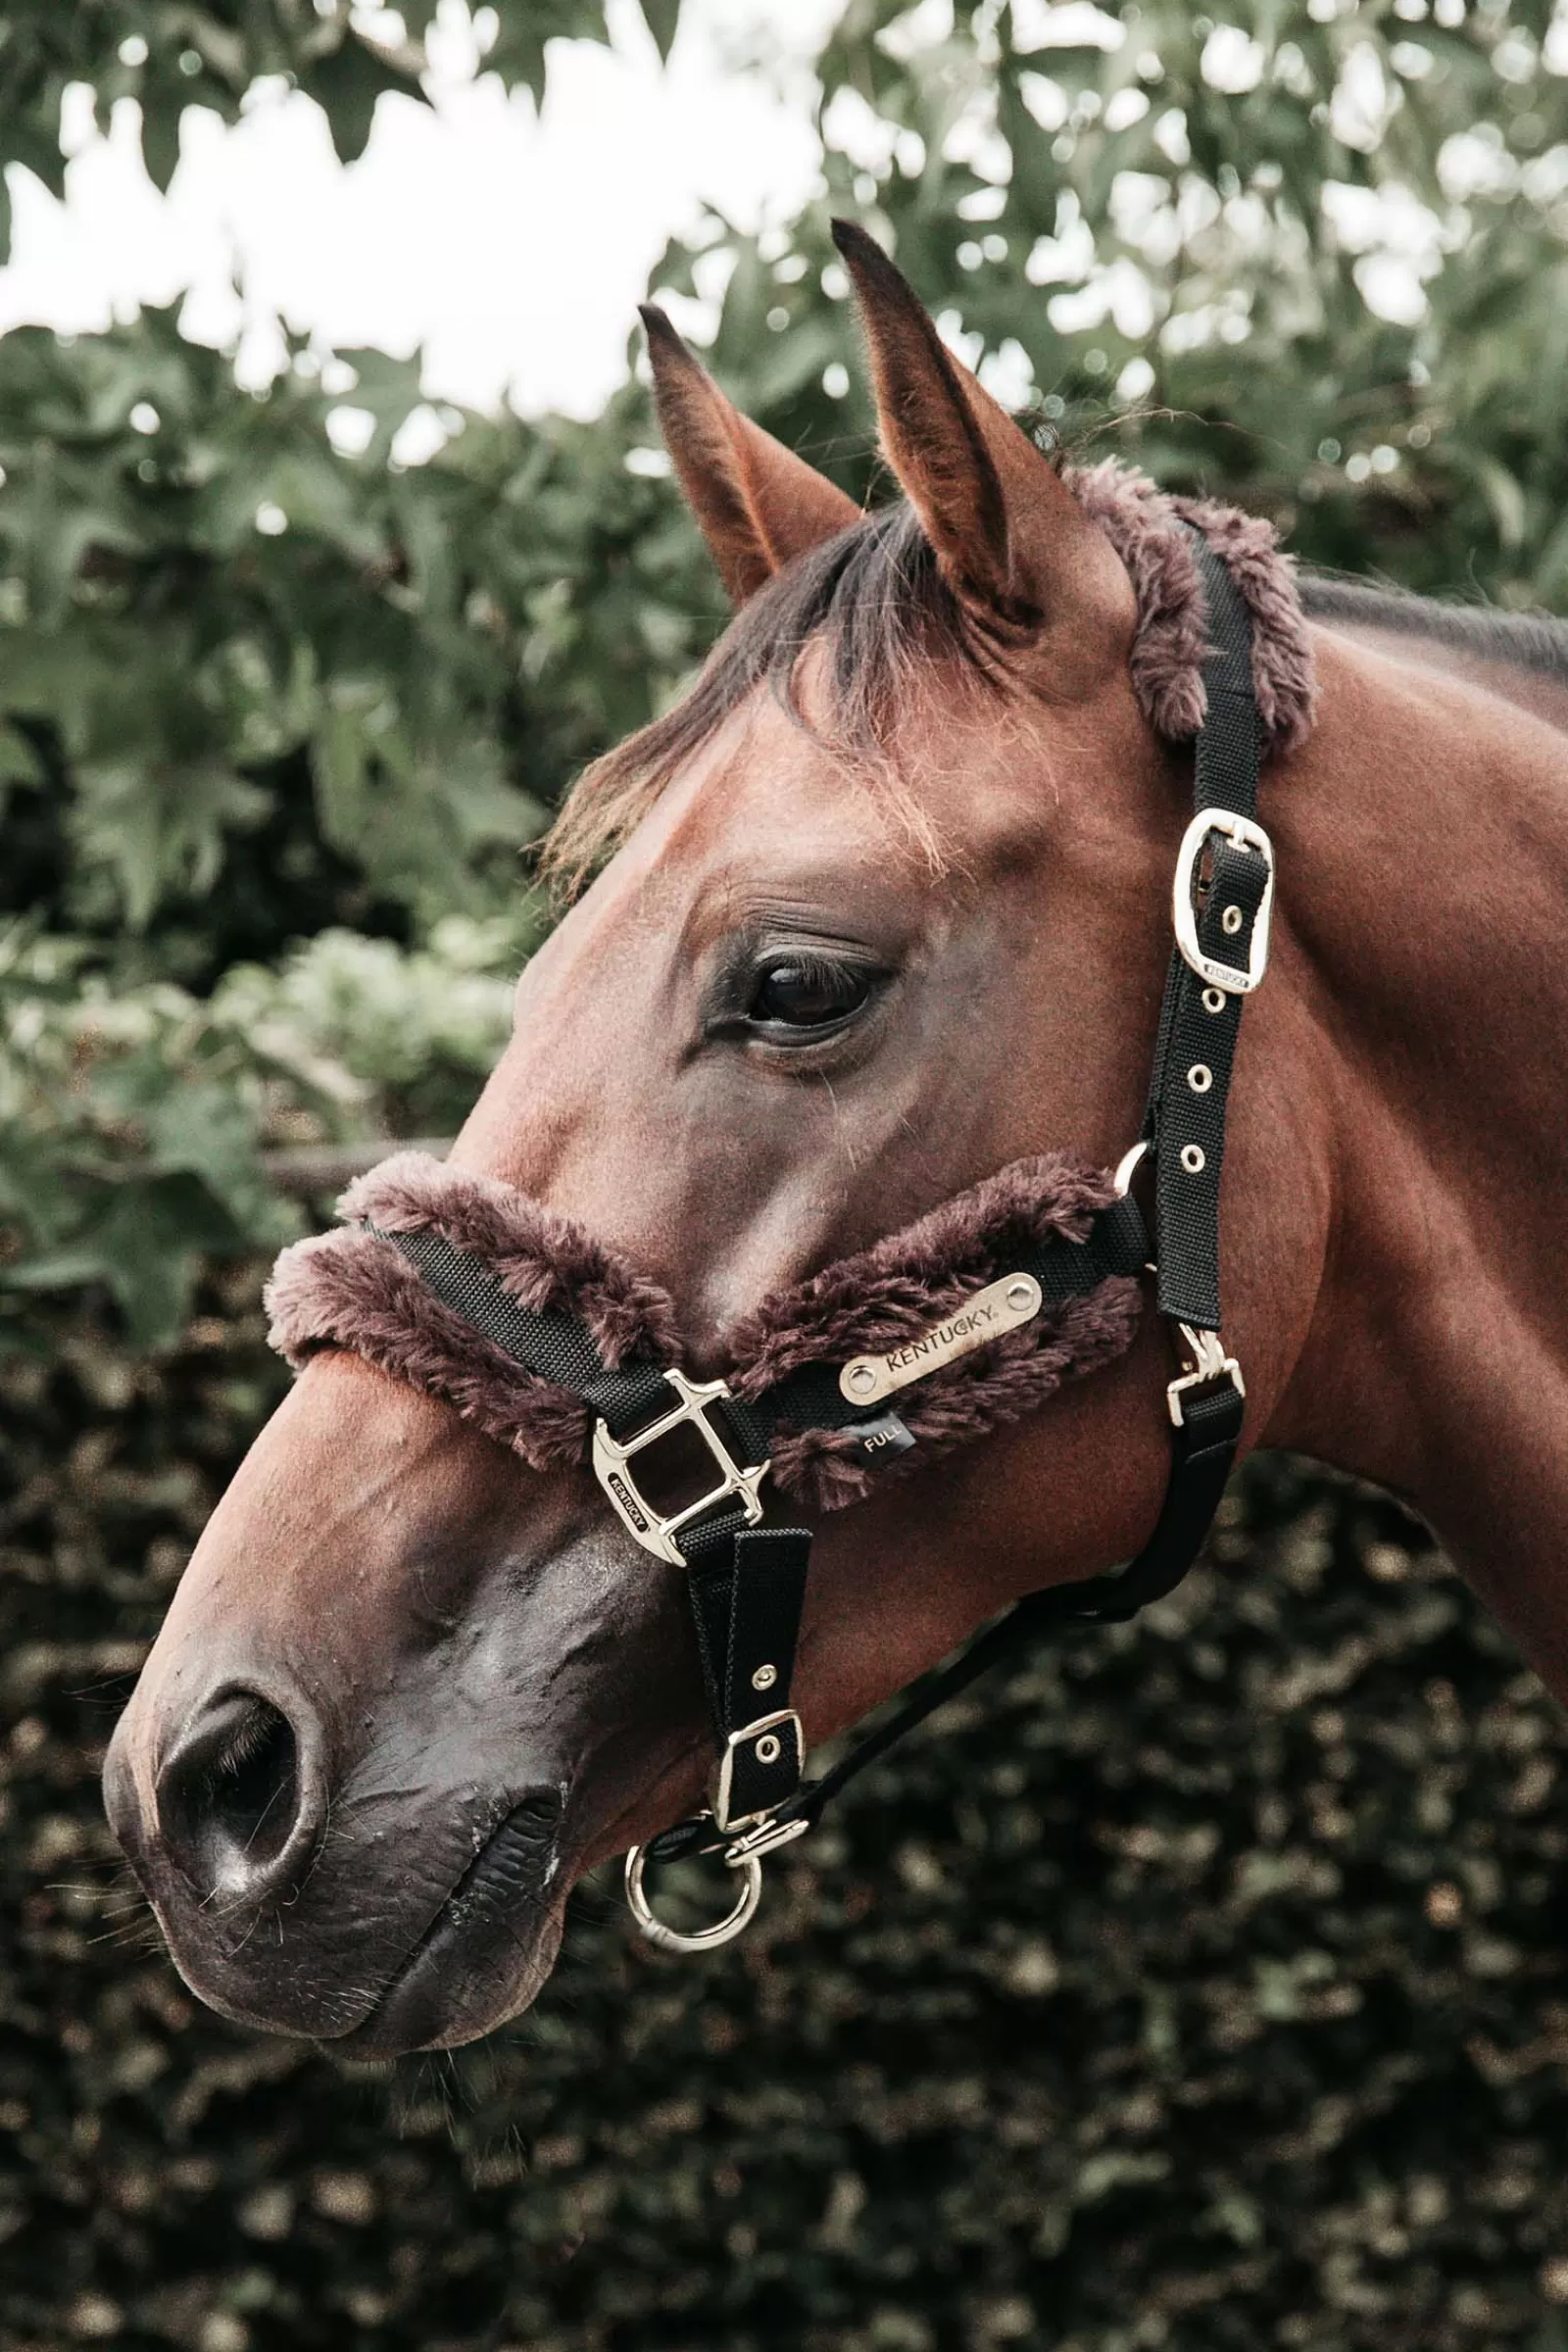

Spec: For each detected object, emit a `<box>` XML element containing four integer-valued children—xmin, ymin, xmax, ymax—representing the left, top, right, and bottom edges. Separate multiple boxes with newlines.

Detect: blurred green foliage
<box><xmin>8</xmin><ymin>0</ymin><xmax>1568</xmax><ymax>1342</ymax></box>
<box><xmin>9</xmin><ymin>1337</ymin><xmax>1568</xmax><ymax>2351</ymax></box>
<box><xmin>0</xmin><ymin>0</ymin><xmax>680</xmax><ymax>246</ymax></box>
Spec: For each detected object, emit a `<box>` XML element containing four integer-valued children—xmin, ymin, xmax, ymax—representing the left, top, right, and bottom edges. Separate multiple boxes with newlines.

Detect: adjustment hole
<box><xmin>756</xmin><ymin>1734</ymin><xmax>782</xmax><ymax>1766</ymax></box>
<box><xmin>751</xmin><ymin>1663</ymin><xmax>777</xmax><ymax>1693</ymax></box>
<box><xmin>1221</xmin><ymin>905</ymin><xmax>1245</xmax><ymax>936</ymax></box>
<box><xmin>1180</xmin><ymin>1144</ymin><xmax>1206</xmax><ymax>1175</ymax></box>
<box><xmin>1202</xmin><ymin>987</ymin><xmax>1227</xmax><ymax>1015</ymax></box>
<box><xmin>1187</xmin><ymin>1063</ymin><xmax>1213</xmax><ymax>1094</ymax></box>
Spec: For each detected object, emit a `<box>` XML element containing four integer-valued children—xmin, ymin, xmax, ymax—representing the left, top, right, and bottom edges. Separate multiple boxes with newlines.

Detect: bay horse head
<box><xmin>106</xmin><ymin>226</ymin><xmax>1349</xmax><ymax>2053</ymax></box>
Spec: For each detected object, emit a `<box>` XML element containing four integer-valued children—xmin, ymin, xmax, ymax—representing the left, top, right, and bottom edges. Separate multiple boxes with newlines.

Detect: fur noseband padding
<box><xmin>266</xmin><ymin>1152</ymin><xmax>1144</xmax><ymax>1513</ymax></box>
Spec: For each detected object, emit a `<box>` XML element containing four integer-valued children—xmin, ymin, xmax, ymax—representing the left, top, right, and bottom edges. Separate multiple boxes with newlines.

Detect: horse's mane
<box><xmin>1298</xmin><ymin>571</ymin><xmax>1568</xmax><ymax>679</ymax></box>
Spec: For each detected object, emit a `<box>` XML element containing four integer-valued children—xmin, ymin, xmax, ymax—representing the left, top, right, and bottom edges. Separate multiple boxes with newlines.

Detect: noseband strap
<box><xmin>268</xmin><ymin>526</ymin><xmax>1282</xmax><ymax>1953</ymax></box>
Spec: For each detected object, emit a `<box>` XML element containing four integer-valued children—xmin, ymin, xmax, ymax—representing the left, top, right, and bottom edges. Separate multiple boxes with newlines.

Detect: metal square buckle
<box><xmin>711</xmin><ymin>1709</ymin><xmax>804</xmax><ymax>1833</ymax></box>
<box><xmin>1172</xmin><ymin>808</ymin><xmax>1275</xmax><ymax>995</ymax></box>
<box><xmin>1166</xmin><ymin>1323</ymin><xmax>1246</xmax><ymax>1428</ymax></box>
<box><xmin>592</xmin><ymin>1367</ymin><xmax>770</xmax><ymax>1564</ymax></box>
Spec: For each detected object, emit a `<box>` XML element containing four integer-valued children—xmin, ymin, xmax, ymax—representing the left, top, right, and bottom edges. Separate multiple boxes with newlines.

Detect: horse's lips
<box><xmin>335</xmin><ymin>1792</ymin><xmax>567</xmax><ymax>2055</ymax></box>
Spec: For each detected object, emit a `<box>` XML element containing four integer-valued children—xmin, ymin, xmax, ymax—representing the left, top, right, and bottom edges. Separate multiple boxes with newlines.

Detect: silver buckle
<box><xmin>1172</xmin><ymin>808</ymin><xmax>1275</xmax><ymax>995</ymax></box>
<box><xmin>711</xmin><ymin>1708</ymin><xmax>804</xmax><ymax>1832</ymax></box>
<box><xmin>1166</xmin><ymin>1321</ymin><xmax>1246</xmax><ymax>1427</ymax></box>
<box><xmin>592</xmin><ymin>1367</ymin><xmax>770</xmax><ymax>1564</ymax></box>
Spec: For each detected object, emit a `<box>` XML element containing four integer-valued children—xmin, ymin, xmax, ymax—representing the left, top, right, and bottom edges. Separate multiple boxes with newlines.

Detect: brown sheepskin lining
<box><xmin>1066</xmin><ymin>460</ymin><xmax>1316</xmax><ymax>752</ymax></box>
<box><xmin>266</xmin><ymin>1152</ymin><xmax>1143</xmax><ymax>1513</ymax></box>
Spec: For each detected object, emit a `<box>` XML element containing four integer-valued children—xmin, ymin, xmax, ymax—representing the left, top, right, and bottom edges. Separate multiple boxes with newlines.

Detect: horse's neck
<box><xmin>1265</xmin><ymin>623</ymin><xmax>1568</xmax><ymax>1689</ymax></box>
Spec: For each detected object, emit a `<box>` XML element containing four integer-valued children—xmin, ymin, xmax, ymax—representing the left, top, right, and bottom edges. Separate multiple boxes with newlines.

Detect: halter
<box><xmin>268</xmin><ymin>527</ymin><xmax>1281</xmax><ymax>1954</ymax></box>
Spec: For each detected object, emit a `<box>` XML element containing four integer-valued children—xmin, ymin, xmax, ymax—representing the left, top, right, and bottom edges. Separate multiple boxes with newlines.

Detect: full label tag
<box><xmin>848</xmin><ymin>1410</ymin><xmax>917</xmax><ymax>1465</ymax></box>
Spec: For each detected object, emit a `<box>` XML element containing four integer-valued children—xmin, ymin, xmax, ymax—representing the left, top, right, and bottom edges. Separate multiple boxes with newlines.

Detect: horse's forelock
<box><xmin>541</xmin><ymin>499</ymin><xmax>976</xmax><ymax>894</ymax></box>
<box><xmin>540</xmin><ymin>460</ymin><xmax>1317</xmax><ymax>896</ymax></box>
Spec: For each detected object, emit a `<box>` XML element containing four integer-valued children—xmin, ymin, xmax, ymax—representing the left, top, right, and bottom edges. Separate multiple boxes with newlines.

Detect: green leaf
<box><xmin>639</xmin><ymin>0</ymin><xmax>682</xmax><ymax>63</ymax></box>
<box><xmin>302</xmin><ymin>36</ymin><xmax>426</xmax><ymax>166</ymax></box>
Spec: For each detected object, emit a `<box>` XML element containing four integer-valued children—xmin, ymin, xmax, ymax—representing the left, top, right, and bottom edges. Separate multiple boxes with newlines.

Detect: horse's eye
<box><xmin>748</xmin><ymin>956</ymin><xmax>872</xmax><ymax>1032</ymax></box>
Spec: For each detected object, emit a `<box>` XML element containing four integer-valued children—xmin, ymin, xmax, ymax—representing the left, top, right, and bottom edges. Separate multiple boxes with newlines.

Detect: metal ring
<box><xmin>1201</xmin><ymin>987</ymin><xmax>1227</xmax><ymax>1015</ymax></box>
<box><xmin>1187</xmin><ymin>1063</ymin><xmax>1213</xmax><ymax>1094</ymax></box>
<box><xmin>1113</xmin><ymin>1139</ymin><xmax>1150</xmax><ymax>1197</ymax></box>
<box><xmin>1180</xmin><ymin>1143</ymin><xmax>1206</xmax><ymax>1174</ymax></box>
<box><xmin>624</xmin><ymin>1843</ymin><xmax>763</xmax><ymax>1954</ymax></box>
<box><xmin>1221</xmin><ymin>904</ymin><xmax>1244</xmax><ymax>935</ymax></box>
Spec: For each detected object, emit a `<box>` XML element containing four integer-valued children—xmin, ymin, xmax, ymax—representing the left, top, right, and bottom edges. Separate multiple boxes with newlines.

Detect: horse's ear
<box><xmin>830</xmin><ymin>220</ymin><xmax>1107</xmax><ymax>635</ymax></box>
<box><xmin>640</xmin><ymin>306</ymin><xmax>860</xmax><ymax>604</ymax></box>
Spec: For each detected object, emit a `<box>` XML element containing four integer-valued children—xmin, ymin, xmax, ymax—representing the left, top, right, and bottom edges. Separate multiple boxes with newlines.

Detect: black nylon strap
<box><xmin>683</xmin><ymin>1522</ymin><xmax>810</xmax><ymax>1826</ymax></box>
<box><xmin>372</xmin><ymin>1199</ymin><xmax>1157</xmax><ymax>1855</ymax></box>
<box><xmin>1143</xmin><ymin>535</ymin><xmax>1266</xmax><ymax>1333</ymax></box>
<box><xmin>369</xmin><ymin>1224</ymin><xmax>674</xmax><ymax>1436</ymax></box>
<box><xmin>646</xmin><ymin>1373</ymin><xmax>1247</xmax><ymax>1866</ymax></box>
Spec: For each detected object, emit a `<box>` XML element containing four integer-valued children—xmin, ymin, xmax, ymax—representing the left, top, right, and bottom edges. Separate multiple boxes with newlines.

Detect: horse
<box><xmin>105</xmin><ymin>222</ymin><xmax>1568</xmax><ymax>2057</ymax></box>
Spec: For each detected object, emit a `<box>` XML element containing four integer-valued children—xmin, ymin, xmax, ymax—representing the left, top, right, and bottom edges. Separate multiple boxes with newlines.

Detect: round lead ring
<box><xmin>624</xmin><ymin>1842</ymin><xmax>763</xmax><ymax>1954</ymax></box>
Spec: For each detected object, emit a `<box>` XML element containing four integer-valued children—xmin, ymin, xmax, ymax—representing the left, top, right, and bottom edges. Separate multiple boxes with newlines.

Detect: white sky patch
<box><xmin>0</xmin><ymin>0</ymin><xmax>1502</xmax><ymax>423</ymax></box>
<box><xmin>0</xmin><ymin>0</ymin><xmax>836</xmax><ymax>417</ymax></box>
<box><xmin>1008</xmin><ymin>1</ymin><xmax>1124</xmax><ymax>55</ymax></box>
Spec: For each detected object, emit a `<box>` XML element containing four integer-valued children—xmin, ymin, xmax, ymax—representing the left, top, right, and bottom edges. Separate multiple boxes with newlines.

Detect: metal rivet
<box><xmin>751</xmin><ymin>1663</ymin><xmax>777</xmax><ymax>1693</ymax></box>
<box><xmin>1221</xmin><ymin>904</ymin><xmax>1244</xmax><ymax>936</ymax></box>
<box><xmin>845</xmin><ymin>1362</ymin><xmax>878</xmax><ymax>1398</ymax></box>
<box><xmin>1202</xmin><ymin>987</ymin><xmax>1227</xmax><ymax>1015</ymax></box>
<box><xmin>1181</xmin><ymin>1144</ymin><xmax>1205</xmax><ymax>1174</ymax></box>
<box><xmin>756</xmin><ymin>1734</ymin><xmax>782</xmax><ymax>1766</ymax></box>
<box><xmin>1187</xmin><ymin>1063</ymin><xmax>1213</xmax><ymax>1094</ymax></box>
<box><xmin>1005</xmin><ymin>1279</ymin><xmax>1035</xmax><ymax>1311</ymax></box>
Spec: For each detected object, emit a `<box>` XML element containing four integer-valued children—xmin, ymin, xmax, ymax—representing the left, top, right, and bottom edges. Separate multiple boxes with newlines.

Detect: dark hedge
<box><xmin>6</xmin><ymin>1282</ymin><xmax>1568</xmax><ymax>2352</ymax></box>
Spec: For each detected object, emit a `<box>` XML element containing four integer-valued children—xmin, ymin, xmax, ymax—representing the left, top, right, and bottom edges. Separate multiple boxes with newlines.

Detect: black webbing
<box><xmin>682</xmin><ymin>1519</ymin><xmax>811</xmax><ymax>1825</ymax></box>
<box><xmin>644</xmin><ymin>1364</ymin><xmax>1245</xmax><ymax>1866</ymax></box>
<box><xmin>1142</xmin><ymin>535</ymin><xmax>1266</xmax><ymax>1333</ymax></box>
<box><xmin>647</xmin><ymin>537</ymin><xmax>1264</xmax><ymax>1864</ymax></box>
<box><xmin>370</xmin><ymin>1224</ymin><xmax>673</xmax><ymax>1436</ymax></box>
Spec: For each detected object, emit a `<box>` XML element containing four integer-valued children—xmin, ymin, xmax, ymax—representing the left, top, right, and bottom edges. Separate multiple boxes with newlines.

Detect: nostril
<box><xmin>206</xmin><ymin>1698</ymin><xmax>298</xmax><ymax>1866</ymax></box>
<box><xmin>158</xmin><ymin>1690</ymin><xmax>311</xmax><ymax>1899</ymax></box>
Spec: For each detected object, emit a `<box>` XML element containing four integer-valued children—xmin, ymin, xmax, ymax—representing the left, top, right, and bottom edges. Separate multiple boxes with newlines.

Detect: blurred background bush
<box><xmin>7</xmin><ymin>3</ymin><xmax>1568</xmax><ymax>2346</ymax></box>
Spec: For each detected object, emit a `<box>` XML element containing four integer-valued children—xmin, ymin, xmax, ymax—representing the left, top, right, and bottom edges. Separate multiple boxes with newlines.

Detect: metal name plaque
<box><xmin>837</xmin><ymin>1271</ymin><xmax>1044</xmax><ymax>1408</ymax></box>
